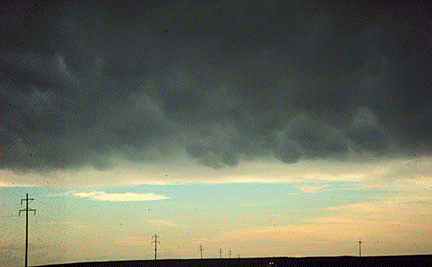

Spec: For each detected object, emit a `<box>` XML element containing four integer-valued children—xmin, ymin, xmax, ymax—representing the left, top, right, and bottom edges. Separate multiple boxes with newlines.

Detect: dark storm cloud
<box><xmin>1</xmin><ymin>1</ymin><xmax>431</xmax><ymax>171</ymax></box>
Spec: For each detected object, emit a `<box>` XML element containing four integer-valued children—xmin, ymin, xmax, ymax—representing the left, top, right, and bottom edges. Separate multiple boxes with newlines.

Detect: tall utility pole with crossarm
<box><xmin>19</xmin><ymin>193</ymin><xmax>36</xmax><ymax>267</ymax></box>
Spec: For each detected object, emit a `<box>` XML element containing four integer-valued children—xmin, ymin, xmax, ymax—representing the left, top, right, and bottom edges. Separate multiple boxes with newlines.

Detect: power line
<box><xmin>19</xmin><ymin>193</ymin><xmax>36</xmax><ymax>267</ymax></box>
<box><xmin>152</xmin><ymin>234</ymin><xmax>160</xmax><ymax>260</ymax></box>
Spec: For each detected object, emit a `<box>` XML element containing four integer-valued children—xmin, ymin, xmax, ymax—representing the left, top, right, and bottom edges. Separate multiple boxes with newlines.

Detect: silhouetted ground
<box><xmin>36</xmin><ymin>255</ymin><xmax>432</xmax><ymax>267</ymax></box>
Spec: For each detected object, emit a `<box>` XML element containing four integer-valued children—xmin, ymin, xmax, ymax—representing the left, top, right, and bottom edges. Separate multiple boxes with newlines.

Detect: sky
<box><xmin>1</xmin><ymin>0</ymin><xmax>432</xmax><ymax>266</ymax></box>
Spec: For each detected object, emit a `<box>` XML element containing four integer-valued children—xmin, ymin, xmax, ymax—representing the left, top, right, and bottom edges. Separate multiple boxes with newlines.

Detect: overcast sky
<box><xmin>1</xmin><ymin>1</ymin><xmax>432</xmax><ymax>266</ymax></box>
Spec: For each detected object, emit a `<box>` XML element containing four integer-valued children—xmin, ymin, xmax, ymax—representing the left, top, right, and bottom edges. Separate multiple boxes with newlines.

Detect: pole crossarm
<box><xmin>19</xmin><ymin>208</ymin><xmax>36</xmax><ymax>216</ymax></box>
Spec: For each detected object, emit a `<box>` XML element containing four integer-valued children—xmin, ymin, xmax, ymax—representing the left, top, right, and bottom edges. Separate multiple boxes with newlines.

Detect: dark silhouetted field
<box><xmin>36</xmin><ymin>255</ymin><xmax>432</xmax><ymax>267</ymax></box>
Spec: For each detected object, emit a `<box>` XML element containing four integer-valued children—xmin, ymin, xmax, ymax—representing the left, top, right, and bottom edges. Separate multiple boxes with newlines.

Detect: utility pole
<box><xmin>19</xmin><ymin>193</ymin><xmax>36</xmax><ymax>267</ymax></box>
<box><xmin>358</xmin><ymin>240</ymin><xmax>362</xmax><ymax>257</ymax></box>
<box><xmin>229</xmin><ymin>249</ymin><xmax>232</xmax><ymax>258</ymax></box>
<box><xmin>219</xmin><ymin>248</ymin><xmax>222</xmax><ymax>259</ymax></box>
<box><xmin>199</xmin><ymin>245</ymin><xmax>203</xmax><ymax>259</ymax></box>
<box><xmin>152</xmin><ymin>234</ymin><xmax>160</xmax><ymax>260</ymax></box>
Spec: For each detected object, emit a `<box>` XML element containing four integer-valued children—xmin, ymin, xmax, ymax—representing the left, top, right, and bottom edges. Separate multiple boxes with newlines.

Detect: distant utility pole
<box><xmin>229</xmin><ymin>250</ymin><xmax>232</xmax><ymax>258</ymax></box>
<box><xmin>19</xmin><ymin>193</ymin><xmax>36</xmax><ymax>267</ymax></box>
<box><xmin>199</xmin><ymin>245</ymin><xmax>203</xmax><ymax>259</ymax></box>
<box><xmin>152</xmin><ymin>234</ymin><xmax>160</xmax><ymax>260</ymax></box>
<box><xmin>219</xmin><ymin>248</ymin><xmax>222</xmax><ymax>258</ymax></box>
<box><xmin>238</xmin><ymin>254</ymin><xmax>240</xmax><ymax>258</ymax></box>
<box><xmin>358</xmin><ymin>240</ymin><xmax>362</xmax><ymax>257</ymax></box>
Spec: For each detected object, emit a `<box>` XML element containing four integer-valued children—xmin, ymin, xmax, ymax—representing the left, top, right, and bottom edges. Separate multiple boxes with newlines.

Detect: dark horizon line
<box><xmin>34</xmin><ymin>254</ymin><xmax>432</xmax><ymax>267</ymax></box>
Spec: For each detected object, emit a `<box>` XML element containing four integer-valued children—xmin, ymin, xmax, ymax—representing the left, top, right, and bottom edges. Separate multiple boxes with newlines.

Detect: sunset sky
<box><xmin>1</xmin><ymin>1</ymin><xmax>432</xmax><ymax>266</ymax></box>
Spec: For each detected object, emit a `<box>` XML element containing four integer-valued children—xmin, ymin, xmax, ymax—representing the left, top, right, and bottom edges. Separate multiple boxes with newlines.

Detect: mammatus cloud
<box><xmin>0</xmin><ymin>1</ymin><xmax>431</xmax><ymax>174</ymax></box>
<box><xmin>1</xmin><ymin>154</ymin><xmax>430</xmax><ymax>188</ymax></box>
<box><xmin>73</xmin><ymin>192</ymin><xmax>169</xmax><ymax>202</ymax></box>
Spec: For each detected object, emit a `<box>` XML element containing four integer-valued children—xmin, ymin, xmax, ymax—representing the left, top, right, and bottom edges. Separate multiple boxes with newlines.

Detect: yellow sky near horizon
<box><xmin>2</xmin><ymin>155</ymin><xmax>432</xmax><ymax>266</ymax></box>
